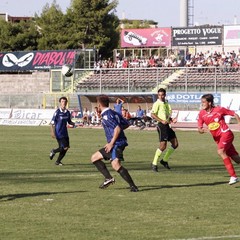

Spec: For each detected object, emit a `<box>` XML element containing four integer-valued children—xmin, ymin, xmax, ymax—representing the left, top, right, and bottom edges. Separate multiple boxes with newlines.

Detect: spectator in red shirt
<box><xmin>198</xmin><ymin>94</ymin><xmax>240</xmax><ymax>185</ymax></box>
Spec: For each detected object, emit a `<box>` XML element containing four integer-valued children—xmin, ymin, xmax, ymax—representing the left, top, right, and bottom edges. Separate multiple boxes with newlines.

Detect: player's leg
<box><xmin>110</xmin><ymin>147</ymin><xmax>138</xmax><ymax>192</ymax></box>
<box><xmin>111</xmin><ymin>160</ymin><xmax>138</xmax><ymax>192</ymax></box>
<box><xmin>151</xmin><ymin>124</ymin><xmax>166</xmax><ymax>172</ymax></box>
<box><xmin>55</xmin><ymin>138</ymin><xmax>69</xmax><ymax>165</ymax></box>
<box><xmin>91</xmin><ymin>148</ymin><xmax>114</xmax><ymax>188</ymax></box>
<box><xmin>218</xmin><ymin>134</ymin><xmax>238</xmax><ymax>184</ymax></box>
<box><xmin>160</xmin><ymin>127</ymin><xmax>178</xmax><ymax>169</ymax></box>
<box><xmin>228</xmin><ymin>143</ymin><xmax>240</xmax><ymax>164</ymax></box>
<box><xmin>49</xmin><ymin>139</ymin><xmax>62</xmax><ymax>160</ymax></box>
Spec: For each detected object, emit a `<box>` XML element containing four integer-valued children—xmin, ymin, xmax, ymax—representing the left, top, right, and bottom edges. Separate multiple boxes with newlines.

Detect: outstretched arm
<box><xmin>234</xmin><ymin>112</ymin><xmax>240</xmax><ymax>124</ymax></box>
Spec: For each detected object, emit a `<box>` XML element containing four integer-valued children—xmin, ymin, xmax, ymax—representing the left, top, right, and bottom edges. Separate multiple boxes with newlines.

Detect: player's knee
<box><xmin>91</xmin><ymin>151</ymin><xmax>101</xmax><ymax>163</ymax></box>
<box><xmin>217</xmin><ymin>149</ymin><xmax>224</xmax><ymax>156</ymax></box>
<box><xmin>111</xmin><ymin>159</ymin><xmax>121</xmax><ymax>171</ymax></box>
<box><xmin>173</xmin><ymin>143</ymin><xmax>178</xmax><ymax>149</ymax></box>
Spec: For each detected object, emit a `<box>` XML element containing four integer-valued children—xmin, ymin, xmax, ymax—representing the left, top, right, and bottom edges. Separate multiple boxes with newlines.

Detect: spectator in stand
<box><xmin>91</xmin><ymin>106</ymin><xmax>101</xmax><ymax>125</ymax></box>
<box><xmin>122</xmin><ymin>58</ymin><xmax>129</xmax><ymax>68</ymax></box>
<box><xmin>114</xmin><ymin>98</ymin><xmax>124</xmax><ymax>115</ymax></box>
<box><xmin>82</xmin><ymin>107</ymin><xmax>91</xmax><ymax>125</ymax></box>
<box><xmin>122</xmin><ymin>108</ymin><xmax>132</xmax><ymax>120</ymax></box>
<box><xmin>136</xmin><ymin>105</ymin><xmax>144</xmax><ymax>118</ymax></box>
<box><xmin>149</xmin><ymin>56</ymin><xmax>156</xmax><ymax>67</ymax></box>
<box><xmin>135</xmin><ymin>105</ymin><xmax>146</xmax><ymax>129</ymax></box>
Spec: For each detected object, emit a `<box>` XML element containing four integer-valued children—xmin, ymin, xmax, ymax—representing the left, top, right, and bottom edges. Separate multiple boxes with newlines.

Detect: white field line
<box><xmin>172</xmin><ymin>235</ymin><xmax>240</xmax><ymax>240</ymax></box>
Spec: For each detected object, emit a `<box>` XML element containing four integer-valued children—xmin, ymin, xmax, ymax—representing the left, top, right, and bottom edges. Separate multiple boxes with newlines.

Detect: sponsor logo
<box><xmin>3</xmin><ymin>53</ymin><xmax>34</xmax><ymax>67</ymax></box>
<box><xmin>208</xmin><ymin>122</ymin><xmax>220</xmax><ymax>131</ymax></box>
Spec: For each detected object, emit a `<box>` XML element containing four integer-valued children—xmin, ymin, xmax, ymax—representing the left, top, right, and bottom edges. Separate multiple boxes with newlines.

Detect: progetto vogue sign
<box><xmin>172</xmin><ymin>26</ymin><xmax>223</xmax><ymax>46</ymax></box>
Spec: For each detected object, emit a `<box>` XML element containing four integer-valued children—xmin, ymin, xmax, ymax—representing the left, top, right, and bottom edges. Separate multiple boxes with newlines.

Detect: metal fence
<box><xmin>51</xmin><ymin>66</ymin><xmax>240</xmax><ymax>94</ymax></box>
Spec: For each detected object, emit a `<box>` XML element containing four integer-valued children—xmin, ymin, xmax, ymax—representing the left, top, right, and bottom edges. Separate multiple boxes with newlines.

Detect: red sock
<box><xmin>223</xmin><ymin>157</ymin><xmax>237</xmax><ymax>177</ymax></box>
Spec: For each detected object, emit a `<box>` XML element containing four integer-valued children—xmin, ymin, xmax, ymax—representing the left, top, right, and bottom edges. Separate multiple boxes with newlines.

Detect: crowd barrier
<box><xmin>0</xmin><ymin>108</ymin><xmax>236</xmax><ymax>126</ymax></box>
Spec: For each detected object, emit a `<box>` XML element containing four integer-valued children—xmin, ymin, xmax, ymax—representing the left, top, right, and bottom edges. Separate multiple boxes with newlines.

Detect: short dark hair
<box><xmin>158</xmin><ymin>88</ymin><xmax>166</xmax><ymax>94</ymax></box>
<box><xmin>59</xmin><ymin>96</ymin><xmax>68</xmax><ymax>103</ymax></box>
<box><xmin>201</xmin><ymin>94</ymin><xmax>214</xmax><ymax>106</ymax></box>
<box><xmin>97</xmin><ymin>95</ymin><xmax>109</xmax><ymax>107</ymax></box>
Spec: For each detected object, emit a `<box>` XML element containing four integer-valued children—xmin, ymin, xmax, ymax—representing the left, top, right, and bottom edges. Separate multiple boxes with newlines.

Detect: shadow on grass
<box><xmin>130</xmin><ymin>181</ymin><xmax>227</xmax><ymax>192</ymax></box>
<box><xmin>0</xmin><ymin>190</ymin><xmax>86</xmax><ymax>201</ymax></box>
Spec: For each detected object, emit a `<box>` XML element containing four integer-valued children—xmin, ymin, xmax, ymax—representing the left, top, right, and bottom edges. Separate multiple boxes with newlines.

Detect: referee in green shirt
<box><xmin>151</xmin><ymin>88</ymin><xmax>178</xmax><ymax>172</ymax></box>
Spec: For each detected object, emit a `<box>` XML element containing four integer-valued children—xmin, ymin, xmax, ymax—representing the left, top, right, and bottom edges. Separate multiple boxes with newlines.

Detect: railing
<box><xmin>52</xmin><ymin>66</ymin><xmax>240</xmax><ymax>93</ymax></box>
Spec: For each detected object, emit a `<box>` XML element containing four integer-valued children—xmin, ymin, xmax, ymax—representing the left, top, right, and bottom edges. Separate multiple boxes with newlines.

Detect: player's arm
<box><xmin>68</xmin><ymin>112</ymin><xmax>75</xmax><ymax>127</ymax></box>
<box><xmin>68</xmin><ymin>119</ymin><xmax>75</xmax><ymax>127</ymax></box>
<box><xmin>151</xmin><ymin>112</ymin><xmax>168</xmax><ymax>124</ymax></box>
<box><xmin>104</xmin><ymin>125</ymin><xmax>121</xmax><ymax>153</ymax></box>
<box><xmin>198</xmin><ymin>127</ymin><xmax>207</xmax><ymax>134</ymax></box>
<box><xmin>118</xmin><ymin>98</ymin><xmax>124</xmax><ymax>104</ymax></box>
<box><xmin>50</xmin><ymin>124</ymin><xmax>56</xmax><ymax>138</ymax></box>
<box><xmin>233</xmin><ymin>112</ymin><xmax>240</xmax><ymax>124</ymax></box>
<box><xmin>197</xmin><ymin>113</ymin><xmax>207</xmax><ymax>134</ymax></box>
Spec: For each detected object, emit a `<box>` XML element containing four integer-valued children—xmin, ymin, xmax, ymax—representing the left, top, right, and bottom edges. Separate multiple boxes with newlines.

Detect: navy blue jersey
<box><xmin>51</xmin><ymin>108</ymin><xmax>72</xmax><ymax>139</ymax></box>
<box><xmin>101</xmin><ymin>108</ymin><xmax>129</xmax><ymax>147</ymax></box>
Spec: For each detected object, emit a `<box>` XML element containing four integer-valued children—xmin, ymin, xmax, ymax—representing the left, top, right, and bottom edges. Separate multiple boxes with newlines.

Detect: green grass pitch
<box><xmin>1</xmin><ymin>126</ymin><xmax>240</xmax><ymax>240</ymax></box>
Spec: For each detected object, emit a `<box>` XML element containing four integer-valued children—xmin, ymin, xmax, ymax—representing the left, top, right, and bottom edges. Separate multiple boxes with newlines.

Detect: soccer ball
<box><xmin>61</xmin><ymin>64</ymin><xmax>74</xmax><ymax>77</ymax></box>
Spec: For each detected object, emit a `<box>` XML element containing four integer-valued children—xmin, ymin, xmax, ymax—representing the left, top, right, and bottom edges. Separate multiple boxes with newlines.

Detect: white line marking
<box><xmin>172</xmin><ymin>235</ymin><xmax>240</xmax><ymax>240</ymax></box>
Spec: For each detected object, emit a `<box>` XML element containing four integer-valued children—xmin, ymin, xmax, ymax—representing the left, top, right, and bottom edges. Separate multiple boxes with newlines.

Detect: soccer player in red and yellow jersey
<box><xmin>198</xmin><ymin>94</ymin><xmax>240</xmax><ymax>185</ymax></box>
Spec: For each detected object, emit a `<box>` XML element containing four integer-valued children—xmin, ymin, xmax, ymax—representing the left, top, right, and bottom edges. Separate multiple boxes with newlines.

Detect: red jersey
<box><xmin>198</xmin><ymin>106</ymin><xmax>235</xmax><ymax>138</ymax></box>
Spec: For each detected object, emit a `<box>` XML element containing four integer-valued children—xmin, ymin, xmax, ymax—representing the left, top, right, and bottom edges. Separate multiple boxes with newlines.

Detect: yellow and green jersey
<box><xmin>151</xmin><ymin>99</ymin><xmax>172</xmax><ymax>122</ymax></box>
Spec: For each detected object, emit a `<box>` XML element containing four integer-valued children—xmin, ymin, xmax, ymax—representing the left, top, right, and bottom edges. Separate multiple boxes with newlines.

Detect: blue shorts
<box><xmin>99</xmin><ymin>145</ymin><xmax>125</xmax><ymax>161</ymax></box>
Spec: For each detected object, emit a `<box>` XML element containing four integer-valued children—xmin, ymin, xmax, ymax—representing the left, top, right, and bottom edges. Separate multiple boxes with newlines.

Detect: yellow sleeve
<box><xmin>151</xmin><ymin>101</ymin><xmax>159</xmax><ymax>114</ymax></box>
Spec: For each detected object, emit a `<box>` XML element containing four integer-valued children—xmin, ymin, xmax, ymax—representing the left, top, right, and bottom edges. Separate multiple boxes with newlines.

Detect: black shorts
<box><xmin>99</xmin><ymin>145</ymin><xmax>126</xmax><ymax>161</ymax></box>
<box><xmin>57</xmin><ymin>137</ymin><xmax>70</xmax><ymax>149</ymax></box>
<box><xmin>157</xmin><ymin>123</ymin><xmax>176</xmax><ymax>142</ymax></box>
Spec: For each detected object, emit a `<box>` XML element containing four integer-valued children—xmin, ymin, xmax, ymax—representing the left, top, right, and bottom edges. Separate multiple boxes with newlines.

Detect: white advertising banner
<box><xmin>221</xmin><ymin>93</ymin><xmax>240</xmax><ymax>111</ymax></box>
<box><xmin>177</xmin><ymin>111</ymin><xmax>199</xmax><ymax>123</ymax></box>
<box><xmin>10</xmin><ymin>109</ymin><xmax>55</xmax><ymax>120</ymax></box>
<box><xmin>224</xmin><ymin>25</ymin><xmax>240</xmax><ymax>46</ymax></box>
<box><xmin>0</xmin><ymin>108</ymin><xmax>12</xmax><ymax>118</ymax></box>
<box><xmin>0</xmin><ymin>119</ymin><xmax>42</xmax><ymax>126</ymax></box>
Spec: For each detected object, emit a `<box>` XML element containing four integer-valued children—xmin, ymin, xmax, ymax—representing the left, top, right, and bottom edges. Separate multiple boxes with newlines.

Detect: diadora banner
<box><xmin>224</xmin><ymin>25</ymin><xmax>240</xmax><ymax>46</ymax></box>
<box><xmin>0</xmin><ymin>50</ymin><xmax>75</xmax><ymax>71</ymax></box>
<box><xmin>121</xmin><ymin>28</ymin><xmax>171</xmax><ymax>48</ymax></box>
<box><xmin>167</xmin><ymin>93</ymin><xmax>221</xmax><ymax>104</ymax></box>
<box><xmin>172</xmin><ymin>26</ymin><xmax>222</xmax><ymax>46</ymax></box>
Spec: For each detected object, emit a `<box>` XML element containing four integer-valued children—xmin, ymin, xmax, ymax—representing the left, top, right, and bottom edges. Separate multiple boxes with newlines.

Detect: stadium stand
<box><xmin>167</xmin><ymin>68</ymin><xmax>240</xmax><ymax>91</ymax></box>
<box><xmin>76</xmin><ymin>68</ymin><xmax>175</xmax><ymax>92</ymax></box>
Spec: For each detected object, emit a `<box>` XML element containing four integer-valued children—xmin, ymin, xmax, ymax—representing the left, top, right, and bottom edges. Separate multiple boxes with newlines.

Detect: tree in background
<box><xmin>0</xmin><ymin>0</ymin><xmax>120</xmax><ymax>59</ymax></box>
<box><xmin>36</xmin><ymin>1</ymin><xmax>67</xmax><ymax>50</ymax></box>
<box><xmin>65</xmin><ymin>0</ymin><xmax>119</xmax><ymax>58</ymax></box>
<box><xmin>0</xmin><ymin>19</ymin><xmax>40</xmax><ymax>51</ymax></box>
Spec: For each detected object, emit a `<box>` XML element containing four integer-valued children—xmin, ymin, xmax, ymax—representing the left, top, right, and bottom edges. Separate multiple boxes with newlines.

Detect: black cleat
<box><xmin>49</xmin><ymin>149</ymin><xmax>55</xmax><ymax>160</ymax></box>
<box><xmin>151</xmin><ymin>164</ymin><xmax>158</xmax><ymax>172</ymax></box>
<box><xmin>160</xmin><ymin>159</ymin><xmax>171</xmax><ymax>169</ymax></box>
<box><xmin>130</xmin><ymin>185</ymin><xmax>139</xmax><ymax>192</ymax></box>
<box><xmin>99</xmin><ymin>178</ymin><xmax>115</xmax><ymax>189</ymax></box>
<box><xmin>55</xmin><ymin>161</ymin><xmax>64</xmax><ymax>166</ymax></box>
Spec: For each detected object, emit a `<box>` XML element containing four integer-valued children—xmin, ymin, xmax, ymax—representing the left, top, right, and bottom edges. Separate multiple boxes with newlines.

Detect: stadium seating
<box><xmin>74</xmin><ymin>67</ymin><xmax>240</xmax><ymax>93</ymax></box>
<box><xmin>75</xmin><ymin>68</ymin><xmax>175</xmax><ymax>92</ymax></box>
<box><xmin>167</xmin><ymin>68</ymin><xmax>240</xmax><ymax>91</ymax></box>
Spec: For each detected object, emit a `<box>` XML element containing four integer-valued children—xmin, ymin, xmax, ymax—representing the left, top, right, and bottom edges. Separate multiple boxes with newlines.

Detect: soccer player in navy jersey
<box><xmin>91</xmin><ymin>95</ymin><xmax>138</xmax><ymax>192</ymax></box>
<box><xmin>49</xmin><ymin>97</ymin><xmax>75</xmax><ymax>165</ymax></box>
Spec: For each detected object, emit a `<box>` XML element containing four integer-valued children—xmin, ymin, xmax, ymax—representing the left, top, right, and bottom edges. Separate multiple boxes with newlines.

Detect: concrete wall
<box><xmin>0</xmin><ymin>71</ymin><xmax>50</xmax><ymax>94</ymax></box>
